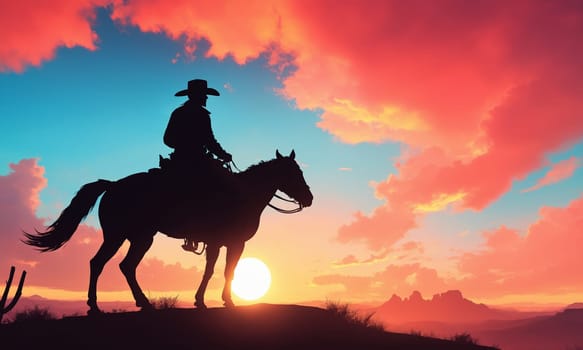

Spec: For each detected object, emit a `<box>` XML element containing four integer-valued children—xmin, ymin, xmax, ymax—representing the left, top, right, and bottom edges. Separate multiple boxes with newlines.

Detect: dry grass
<box><xmin>152</xmin><ymin>295</ymin><xmax>179</xmax><ymax>310</ymax></box>
<box><xmin>325</xmin><ymin>300</ymin><xmax>384</xmax><ymax>331</ymax></box>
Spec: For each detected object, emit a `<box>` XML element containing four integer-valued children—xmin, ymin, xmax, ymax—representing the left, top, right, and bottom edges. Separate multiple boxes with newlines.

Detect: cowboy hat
<box><xmin>175</xmin><ymin>79</ymin><xmax>220</xmax><ymax>97</ymax></box>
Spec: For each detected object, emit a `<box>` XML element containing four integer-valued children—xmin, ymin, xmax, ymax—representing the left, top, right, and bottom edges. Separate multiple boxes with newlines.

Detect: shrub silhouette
<box><xmin>11</xmin><ymin>305</ymin><xmax>55</xmax><ymax>323</ymax></box>
<box><xmin>450</xmin><ymin>332</ymin><xmax>479</xmax><ymax>345</ymax></box>
<box><xmin>152</xmin><ymin>295</ymin><xmax>179</xmax><ymax>310</ymax></box>
<box><xmin>110</xmin><ymin>308</ymin><xmax>127</xmax><ymax>313</ymax></box>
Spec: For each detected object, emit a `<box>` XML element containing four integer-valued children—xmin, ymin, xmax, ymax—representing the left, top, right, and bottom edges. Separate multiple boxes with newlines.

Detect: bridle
<box><xmin>226</xmin><ymin>160</ymin><xmax>304</xmax><ymax>215</ymax></box>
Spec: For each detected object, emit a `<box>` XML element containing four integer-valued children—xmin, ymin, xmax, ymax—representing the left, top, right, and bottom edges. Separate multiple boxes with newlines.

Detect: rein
<box><xmin>268</xmin><ymin>192</ymin><xmax>303</xmax><ymax>214</ymax></box>
<box><xmin>226</xmin><ymin>160</ymin><xmax>304</xmax><ymax>215</ymax></box>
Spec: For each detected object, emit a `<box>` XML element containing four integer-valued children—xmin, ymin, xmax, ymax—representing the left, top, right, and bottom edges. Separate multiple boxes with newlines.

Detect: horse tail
<box><xmin>23</xmin><ymin>179</ymin><xmax>112</xmax><ymax>252</ymax></box>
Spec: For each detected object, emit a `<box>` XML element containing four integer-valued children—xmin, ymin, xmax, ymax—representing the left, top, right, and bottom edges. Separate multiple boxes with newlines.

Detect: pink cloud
<box><xmin>401</xmin><ymin>241</ymin><xmax>424</xmax><ymax>254</ymax></box>
<box><xmin>284</xmin><ymin>1</ymin><xmax>583</xmax><ymax>150</ymax></box>
<box><xmin>0</xmin><ymin>159</ymin><xmax>47</xmax><ymax>219</ymax></box>
<box><xmin>0</xmin><ymin>0</ymin><xmax>109</xmax><ymax>72</ymax></box>
<box><xmin>333</xmin><ymin>249</ymin><xmax>390</xmax><ymax>267</ymax></box>
<box><xmin>339</xmin><ymin>67</ymin><xmax>583</xmax><ymax>247</ymax></box>
<box><xmin>224</xmin><ymin>2</ymin><xmax>583</xmax><ymax>256</ymax></box>
<box><xmin>522</xmin><ymin>157</ymin><xmax>580</xmax><ymax>193</ymax></box>
<box><xmin>456</xmin><ymin>195</ymin><xmax>583</xmax><ymax>296</ymax></box>
<box><xmin>0</xmin><ymin>159</ymin><xmax>203</xmax><ymax>294</ymax></box>
<box><xmin>320</xmin><ymin>195</ymin><xmax>583</xmax><ymax>300</ymax></box>
<box><xmin>337</xmin><ymin>205</ymin><xmax>417</xmax><ymax>251</ymax></box>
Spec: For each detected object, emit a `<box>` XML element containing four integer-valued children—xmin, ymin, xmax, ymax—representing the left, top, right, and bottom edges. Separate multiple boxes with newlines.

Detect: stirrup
<box><xmin>182</xmin><ymin>239</ymin><xmax>198</xmax><ymax>251</ymax></box>
<box><xmin>182</xmin><ymin>240</ymin><xmax>206</xmax><ymax>255</ymax></box>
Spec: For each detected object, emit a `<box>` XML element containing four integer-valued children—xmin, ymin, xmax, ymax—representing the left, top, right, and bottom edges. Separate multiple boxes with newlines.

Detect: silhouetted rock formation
<box><xmin>373</xmin><ymin>291</ymin><xmax>583</xmax><ymax>350</ymax></box>
<box><xmin>375</xmin><ymin>290</ymin><xmax>518</xmax><ymax>324</ymax></box>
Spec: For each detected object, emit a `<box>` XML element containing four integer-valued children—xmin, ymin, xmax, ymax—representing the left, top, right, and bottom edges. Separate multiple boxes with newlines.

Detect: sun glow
<box><xmin>232</xmin><ymin>257</ymin><xmax>271</xmax><ymax>301</ymax></box>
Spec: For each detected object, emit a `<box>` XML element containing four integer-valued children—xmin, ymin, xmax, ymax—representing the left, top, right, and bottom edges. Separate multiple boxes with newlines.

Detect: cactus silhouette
<box><xmin>1</xmin><ymin>266</ymin><xmax>27</xmax><ymax>323</ymax></box>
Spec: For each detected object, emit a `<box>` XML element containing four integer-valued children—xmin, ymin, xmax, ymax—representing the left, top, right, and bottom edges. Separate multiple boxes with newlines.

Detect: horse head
<box><xmin>275</xmin><ymin>150</ymin><xmax>313</xmax><ymax>208</ymax></box>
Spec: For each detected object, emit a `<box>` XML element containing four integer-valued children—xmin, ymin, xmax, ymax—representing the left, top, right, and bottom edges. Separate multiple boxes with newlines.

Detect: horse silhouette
<box><xmin>24</xmin><ymin>150</ymin><xmax>313</xmax><ymax>314</ymax></box>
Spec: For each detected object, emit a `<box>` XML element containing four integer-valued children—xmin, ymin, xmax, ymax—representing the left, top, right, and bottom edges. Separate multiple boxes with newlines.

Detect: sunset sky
<box><xmin>1</xmin><ymin>0</ymin><xmax>583</xmax><ymax>310</ymax></box>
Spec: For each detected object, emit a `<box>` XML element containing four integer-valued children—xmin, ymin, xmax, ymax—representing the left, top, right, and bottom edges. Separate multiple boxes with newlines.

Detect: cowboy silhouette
<box><xmin>163</xmin><ymin>79</ymin><xmax>233</xmax><ymax>253</ymax></box>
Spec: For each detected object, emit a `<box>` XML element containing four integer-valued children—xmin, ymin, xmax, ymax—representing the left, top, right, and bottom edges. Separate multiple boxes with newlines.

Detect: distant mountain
<box><xmin>478</xmin><ymin>308</ymin><xmax>583</xmax><ymax>350</ymax></box>
<box><xmin>374</xmin><ymin>290</ymin><xmax>526</xmax><ymax>324</ymax></box>
<box><xmin>0</xmin><ymin>304</ymin><xmax>497</xmax><ymax>350</ymax></box>
<box><xmin>370</xmin><ymin>291</ymin><xmax>583</xmax><ymax>350</ymax></box>
<box><xmin>565</xmin><ymin>302</ymin><xmax>583</xmax><ymax>310</ymax></box>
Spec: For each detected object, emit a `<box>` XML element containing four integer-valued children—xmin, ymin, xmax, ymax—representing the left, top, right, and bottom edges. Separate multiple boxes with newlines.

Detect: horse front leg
<box><xmin>195</xmin><ymin>244</ymin><xmax>220</xmax><ymax>309</ymax></box>
<box><xmin>222</xmin><ymin>242</ymin><xmax>245</xmax><ymax>308</ymax></box>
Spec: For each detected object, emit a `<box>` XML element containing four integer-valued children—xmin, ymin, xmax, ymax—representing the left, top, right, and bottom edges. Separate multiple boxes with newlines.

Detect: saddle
<box><xmin>155</xmin><ymin>154</ymin><xmax>236</xmax><ymax>196</ymax></box>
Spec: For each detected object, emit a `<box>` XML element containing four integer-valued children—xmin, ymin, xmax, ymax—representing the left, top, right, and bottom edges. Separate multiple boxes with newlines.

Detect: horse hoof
<box><xmin>195</xmin><ymin>301</ymin><xmax>207</xmax><ymax>309</ymax></box>
<box><xmin>87</xmin><ymin>308</ymin><xmax>103</xmax><ymax>316</ymax></box>
<box><xmin>224</xmin><ymin>300</ymin><xmax>235</xmax><ymax>308</ymax></box>
<box><xmin>138</xmin><ymin>301</ymin><xmax>154</xmax><ymax>311</ymax></box>
<box><xmin>136</xmin><ymin>298</ymin><xmax>152</xmax><ymax>308</ymax></box>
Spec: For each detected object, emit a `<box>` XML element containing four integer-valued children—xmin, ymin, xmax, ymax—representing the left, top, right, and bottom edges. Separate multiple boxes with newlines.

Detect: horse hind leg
<box><xmin>88</xmin><ymin>236</ymin><xmax>124</xmax><ymax>315</ymax></box>
<box><xmin>119</xmin><ymin>235</ymin><xmax>154</xmax><ymax>310</ymax></box>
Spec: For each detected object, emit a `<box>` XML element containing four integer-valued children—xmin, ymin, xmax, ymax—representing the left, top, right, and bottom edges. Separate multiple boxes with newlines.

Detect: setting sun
<box><xmin>231</xmin><ymin>257</ymin><xmax>271</xmax><ymax>301</ymax></box>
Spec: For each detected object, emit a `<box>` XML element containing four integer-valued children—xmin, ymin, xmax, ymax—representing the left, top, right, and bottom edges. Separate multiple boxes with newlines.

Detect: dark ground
<box><xmin>1</xmin><ymin>303</ymin><xmax>498</xmax><ymax>350</ymax></box>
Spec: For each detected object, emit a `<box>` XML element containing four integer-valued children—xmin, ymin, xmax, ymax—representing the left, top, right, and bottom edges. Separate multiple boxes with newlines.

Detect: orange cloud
<box><xmin>0</xmin><ymin>0</ymin><xmax>108</xmax><ymax>72</ymax></box>
<box><xmin>337</xmin><ymin>205</ymin><xmax>417</xmax><ymax>251</ymax></box>
<box><xmin>522</xmin><ymin>157</ymin><xmax>580</xmax><ymax>193</ymax></box>
<box><xmin>314</xmin><ymin>263</ymin><xmax>448</xmax><ymax>301</ymax></box>
<box><xmin>110</xmin><ymin>0</ymin><xmax>284</xmax><ymax>64</ymax></box>
<box><xmin>333</xmin><ymin>255</ymin><xmax>358</xmax><ymax>267</ymax></box>
<box><xmin>333</xmin><ymin>249</ymin><xmax>390</xmax><ymax>267</ymax></box>
<box><xmin>401</xmin><ymin>241</ymin><xmax>424</xmax><ymax>253</ymax></box>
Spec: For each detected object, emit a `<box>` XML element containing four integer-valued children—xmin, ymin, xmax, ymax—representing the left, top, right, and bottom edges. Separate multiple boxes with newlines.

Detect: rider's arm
<box><xmin>207</xmin><ymin>130</ymin><xmax>231</xmax><ymax>160</ymax></box>
<box><xmin>163</xmin><ymin>110</ymin><xmax>180</xmax><ymax>149</ymax></box>
<box><xmin>204</xmin><ymin>114</ymin><xmax>231</xmax><ymax>160</ymax></box>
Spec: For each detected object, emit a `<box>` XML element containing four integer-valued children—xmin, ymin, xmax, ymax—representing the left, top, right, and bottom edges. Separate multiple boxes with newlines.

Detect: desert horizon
<box><xmin>2</xmin><ymin>285</ymin><xmax>583</xmax><ymax>315</ymax></box>
<box><xmin>4</xmin><ymin>290</ymin><xmax>583</xmax><ymax>350</ymax></box>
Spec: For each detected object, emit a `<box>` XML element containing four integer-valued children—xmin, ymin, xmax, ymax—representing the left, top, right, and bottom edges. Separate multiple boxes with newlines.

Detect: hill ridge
<box><xmin>1</xmin><ymin>303</ymin><xmax>497</xmax><ymax>350</ymax></box>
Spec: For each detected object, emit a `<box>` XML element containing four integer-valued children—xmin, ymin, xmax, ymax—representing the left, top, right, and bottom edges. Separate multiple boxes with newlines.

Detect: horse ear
<box><xmin>290</xmin><ymin>150</ymin><xmax>296</xmax><ymax>160</ymax></box>
<box><xmin>276</xmin><ymin>150</ymin><xmax>283</xmax><ymax>159</ymax></box>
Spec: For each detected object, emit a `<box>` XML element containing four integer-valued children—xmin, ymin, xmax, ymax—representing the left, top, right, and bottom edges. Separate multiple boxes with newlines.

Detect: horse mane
<box><xmin>240</xmin><ymin>158</ymin><xmax>278</xmax><ymax>176</ymax></box>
